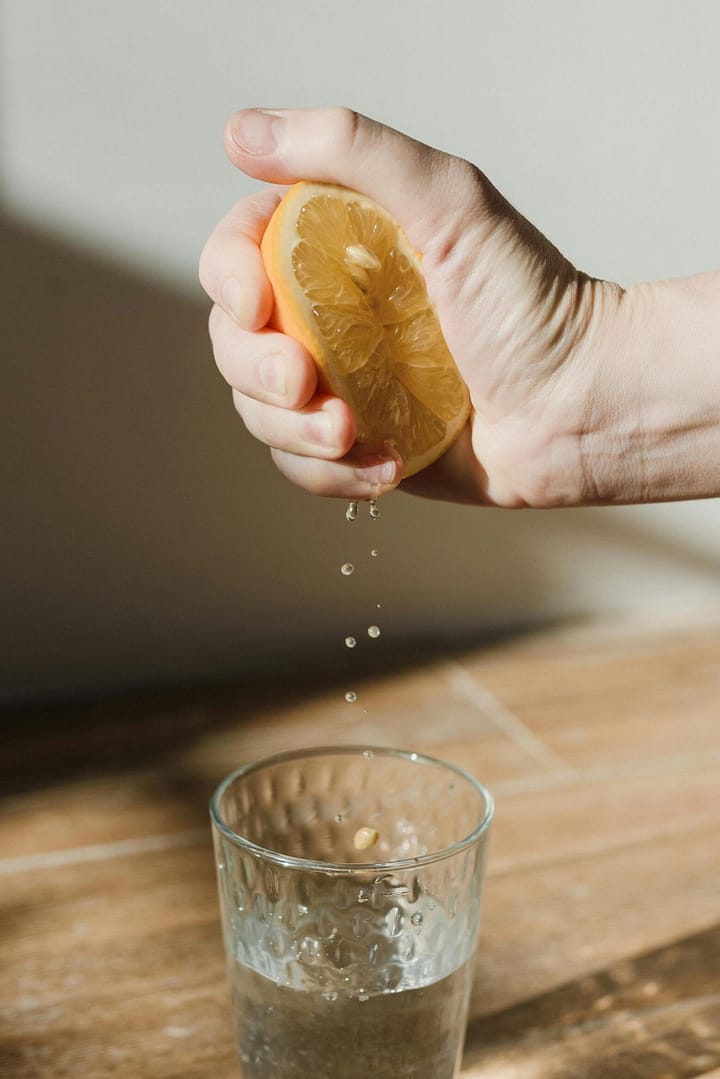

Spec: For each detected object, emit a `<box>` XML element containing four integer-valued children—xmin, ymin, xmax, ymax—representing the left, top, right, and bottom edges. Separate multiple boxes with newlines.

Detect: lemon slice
<box><xmin>260</xmin><ymin>182</ymin><xmax>470</xmax><ymax>478</ymax></box>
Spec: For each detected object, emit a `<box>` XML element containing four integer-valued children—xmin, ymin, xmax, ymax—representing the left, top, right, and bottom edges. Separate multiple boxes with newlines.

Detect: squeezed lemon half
<box><xmin>261</xmin><ymin>182</ymin><xmax>470</xmax><ymax>478</ymax></box>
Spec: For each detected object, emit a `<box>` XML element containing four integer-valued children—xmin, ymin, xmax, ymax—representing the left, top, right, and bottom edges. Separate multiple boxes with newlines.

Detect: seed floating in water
<box><xmin>345</xmin><ymin>501</ymin><xmax>359</xmax><ymax>522</ymax></box>
<box><xmin>345</xmin><ymin>636</ymin><xmax>357</xmax><ymax>649</ymax></box>
<box><xmin>370</xmin><ymin>548</ymin><xmax>379</xmax><ymax>558</ymax></box>
<box><xmin>340</xmin><ymin>563</ymin><xmax>354</xmax><ymax>576</ymax></box>
<box><xmin>353</xmin><ymin>826</ymin><xmax>380</xmax><ymax>851</ymax></box>
<box><xmin>368</xmin><ymin>625</ymin><xmax>381</xmax><ymax>639</ymax></box>
<box><xmin>345</xmin><ymin>691</ymin><xmax>357</xmax><ymax>703</ymax></box>
<box><xmin>369</xmin><ymin>500</ymin><xmax>380</xmax><ymax>520</ymax></box>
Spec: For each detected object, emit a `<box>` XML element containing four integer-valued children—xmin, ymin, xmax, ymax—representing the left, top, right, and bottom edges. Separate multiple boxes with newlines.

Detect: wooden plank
<box><xmin>464</xmin><ymin>923</ymin><xmax>720</xmax><ymax>1078</ymax></box>
<box><xmin>0</xmin><ymin>773</ymin><xmax>205</xmax><ymax>861</ymax></box>
<box><xmin>488</xmin><ymin>760</ymin><xmax>720</xmax><ymax>873</ymax></box>
<box><xmin>177</xmin><ymin>660</ymin><xmax>551</xmax><ymax>783</ymax></box>
<box><xmin>462</xmin><ymin>631</ymin><xmax>720</xmax><ymax>768</ymax></box>
<box><xmin>474</xmin><ymin>821</ymin><xmax>720</xmax><ymax>1016</ymax></box>
<box><xmin>1</xmin><ymin>659</ymin><xmax>549</xmax><ymax>861</ymax></box>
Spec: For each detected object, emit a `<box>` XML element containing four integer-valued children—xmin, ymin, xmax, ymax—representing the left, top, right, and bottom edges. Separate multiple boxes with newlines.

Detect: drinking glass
<box><xmin>210</xmin><ymin>746</ymin><xmax>493</xmax><ymax>1078</ymax></box>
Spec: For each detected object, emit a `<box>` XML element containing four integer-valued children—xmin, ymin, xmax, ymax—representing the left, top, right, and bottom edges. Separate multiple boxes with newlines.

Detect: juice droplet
<box><xmin>369</xmin><ymin>500</ymin><xmax>380</xmax><ymax>520</ymax></box>
<box><xmin>370</xmin><ymin>548</ymin><xmax>379</xmax><ymax>558</ymax></box>
<box><xmin>367</xmin><ymin>625</ymin><xmax>381</xmax><ymax>639</ymax></box>
<box><xmin>345</xmin><ymin>501</ymin><xmax>359</xmax><ymax>522</ymax></box>
<box><xmin>376</xmin><ymin>603</ymin><xmax>382</xmax><ymax>609</ymax></box>
<box><xmin>345</xmin><ymin>636</ymin><xmax>357</xmax><ymax>649</ymax></box>
<box><xmin>345</xmin><ymin>691</ymin><xmax>357</xmax><ymax>703</ymax></box>
<box><xmin>340</xmin><ymin>563</ymin><xmax>354</xmax><ymax>576</ymax></box>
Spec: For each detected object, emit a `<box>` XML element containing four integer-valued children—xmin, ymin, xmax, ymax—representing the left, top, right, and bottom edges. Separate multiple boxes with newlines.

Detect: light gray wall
<box><xmin>2</xmin><ymin>0</ymin><xmax>720</xmax><ymax>700</ymax></box>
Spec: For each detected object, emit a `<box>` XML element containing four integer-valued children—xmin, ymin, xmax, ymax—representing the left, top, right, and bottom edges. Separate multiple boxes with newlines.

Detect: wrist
<box><xmin>576</xmin><ymin>273</ymin><xmax>720</xmax><ymax>505</ymax></box>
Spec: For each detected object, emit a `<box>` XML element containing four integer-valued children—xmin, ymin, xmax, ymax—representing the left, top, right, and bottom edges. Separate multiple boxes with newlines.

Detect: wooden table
<box><xmin>3</xmin><ymin>611</ymin><xmax>720</xmax><ymax>1077</ymax></box>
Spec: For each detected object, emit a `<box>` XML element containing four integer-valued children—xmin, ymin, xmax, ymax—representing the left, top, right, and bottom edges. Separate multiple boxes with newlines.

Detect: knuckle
<box><xmin>198</xmin><ymin>239</ymin><xmax>215</xmax><ymax>295</ymax></box>
<box><xmin>271</xmin><ymin>449</ymin><xmax>328</xmax><ymax>497</ymax></box>
<box><xmin>328</xmin><ymin>106</ymin><xmax>363</xmax><ymax>155</ymax></box>
<box><xmin>230</xmin><ymin>387</ymin><xmax>246</xmax><ymax>418</ymax></box>
<box><xmin>234</xmin><ymin>392</ymin><xmax>269</xmax><ymax>446</ymax></box>
<box><xmin>450</xmin><ymin>155</ymin><xmax>484</xmax><ymax>189</ymax></box>
<box><xmin>301</xmin><ymin>455</ymin><xmax>336</xmax><ymax>497</ymax></box>
<box><xmin>208</xmin><ymin>309</ymin><xmax>232</xmax><ymax>378</ymax></box>
<box><xmin>238</xmin><ymin>396</ymin><xmax>281</xmax><ymax>451</ymax></box>
<box><xmin>231</xmin><ymin>389</ymin><xmax>259</xmax><ymax>436</ymax></box>
<box><xmin>424</xmin><ymin>157</ymin><xmax>492</xmax><ymax>269</ymax></box>
<box><xmin>439</xmin><ymin>155</ymin><xmax>488</xmax><ymax>209</ymax></box>
<box><xmin>304</xmin><ymin>457</ymin><xmax>328</xmax><ymax>495</ymax></box>
<box><xmin>207</xmin><ymin>303</ymin><xmax>222</xmax><ymax>339</ymax></box>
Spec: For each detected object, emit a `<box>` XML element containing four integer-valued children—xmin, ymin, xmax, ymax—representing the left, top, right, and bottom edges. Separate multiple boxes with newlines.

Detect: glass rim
<box><xmin>209</xmin><ymin>744</ymin><xmax>494</xmax><ymax>874</ymax></box>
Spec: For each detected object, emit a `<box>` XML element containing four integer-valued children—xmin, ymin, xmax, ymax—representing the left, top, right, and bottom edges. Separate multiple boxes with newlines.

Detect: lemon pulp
<box><xmin>263</xmin><ymin>183</ymin><xmax>470</xmax><ymax>476</ymax></box>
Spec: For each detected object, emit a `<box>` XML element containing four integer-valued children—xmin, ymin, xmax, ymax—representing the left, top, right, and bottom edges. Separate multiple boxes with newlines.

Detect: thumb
<box><xmin>223</xmin><ymin>107</ymin><xmax>482</xmax><ymax>252</ymax></box>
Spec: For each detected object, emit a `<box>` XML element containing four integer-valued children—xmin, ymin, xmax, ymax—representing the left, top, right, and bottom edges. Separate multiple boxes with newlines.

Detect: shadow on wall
<box><xmin>2</xmin><ymin>211</ymin><xmax>720</xmax><ymax>702</ymax></box>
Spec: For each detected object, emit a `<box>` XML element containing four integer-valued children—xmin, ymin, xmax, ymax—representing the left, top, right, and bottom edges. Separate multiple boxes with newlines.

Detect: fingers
<box><xmin>199</xmin><ymin>187</ymin><xmax>280</xmax><ymax>329</ymax></box>
<box><xmin>271</xmin><ymin>448</ymin><xmax>402</xmax><ymax>499</ymax></box>
<box><xmin>210</xmin><ymin>303</ymin><xmax>354</xmax><ymax>457</ymax></box>
<box><xmin>233</xmin><ymin>390</ymin><xmax>356</xmax><ymax>461</ymax></box>
<box><xmin>209</xmin><ymin>305</ymin><xmax>318</xmax><ymax>408</ymax></box>
<box><xmin>202</xmin><ymin>193</ymin><xmax>363</xmax><ymax>473</ymax></box>
<box><xmin>223</xmin><ymin>107</ymin><xmax>483</xmax><ymax>253</ymax></box>
<box><xmin>203</xmin><ymin>111</ymin><xmax>445</xmax><ymax>498</ymax></box>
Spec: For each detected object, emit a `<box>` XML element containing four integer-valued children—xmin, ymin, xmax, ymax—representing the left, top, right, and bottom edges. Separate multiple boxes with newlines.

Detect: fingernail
<box><xmin>259</xmin><ymin>354</ymin><xmax>287</xmax><ymax>397</ymax></box>
<box><xmin>230</xmin><ymin>109</ymin><xmax>285</xmax><ymax>156</ymax></box>
<box><xmin>355</xmin><ymin>460</ymin><xmax>398</xmax><ymax>486</ymax></box>
<box><xmin>302</xmin><ymin>412</ymin><xmax>335</xmax><ymax>448</ymax></box>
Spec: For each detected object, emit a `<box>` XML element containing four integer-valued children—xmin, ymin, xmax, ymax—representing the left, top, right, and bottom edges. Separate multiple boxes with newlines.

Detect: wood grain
<box><xmin>465</xmin><ymin>924</ymin><xmax>720</xmax><ymax>1078</ymax></box>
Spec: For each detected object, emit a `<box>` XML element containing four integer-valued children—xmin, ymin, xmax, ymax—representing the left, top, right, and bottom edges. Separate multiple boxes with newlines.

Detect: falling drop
<box><xmin>340</xmin><ymin>563</ymin><xmax>354</xmax><ymax>576</ymax></box>
<box><xmin>369</xmin><ymin>500</ymin><xmax>380</xmax><ymax>520</ymax></box>
<box><xmin>362</xmin><ymin>749</ymin><xmax>374</xmax><ymax>759</ymax></box>
<box><xmin>345</xmin><ymin>636</ymin><xmax>357</xmax><ymax>649</ymax></box>
<box><xmin>367</xmin><ymin>625</ymin><xmax>381</xmax><ymax>639</ymax></box>
<box><xmin>370</xmin><ymin>548</ymin><xmax>379</xmax><ymax>558</ymax></box>
<box><xmin>345</xmin><ymin>691</ymin><xmax>358</xmax><ymax>703</ymax></box>
<box><xmin>346</xmin><ymin>501</ymin><xmax>359</xmax><ymax>522</ymax></box>
<box><xmin>376</xmin><ymin>603</ymin><xmax>382</xmax><ymax>609</ymax></box>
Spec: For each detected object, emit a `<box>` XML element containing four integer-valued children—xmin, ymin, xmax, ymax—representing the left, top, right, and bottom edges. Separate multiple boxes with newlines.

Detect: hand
<box><xmin>199</xmin><ymin>108</ymin><xmax>628</xmax><ymax>507</ymax></box>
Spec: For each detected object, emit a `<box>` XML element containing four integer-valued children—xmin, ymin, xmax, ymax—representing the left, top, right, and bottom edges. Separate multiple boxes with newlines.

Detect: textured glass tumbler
<box><xmin>211</xmin><ymin>746</ymin><xmax>493</xmax><ymax>1079</ymax></box>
